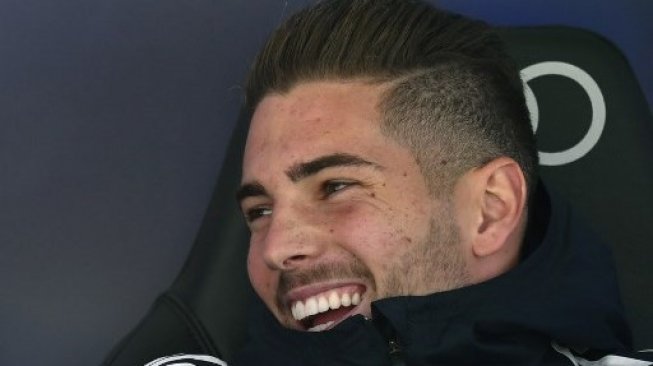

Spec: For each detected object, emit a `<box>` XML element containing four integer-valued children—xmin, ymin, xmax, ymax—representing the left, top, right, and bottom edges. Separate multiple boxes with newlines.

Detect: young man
<box><xmin>150</xmin><ymin>0</ymin><xmax>651</xmax><ymax>365</ymax></box>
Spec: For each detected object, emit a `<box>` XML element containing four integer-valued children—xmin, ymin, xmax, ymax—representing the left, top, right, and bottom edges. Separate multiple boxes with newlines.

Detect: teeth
<box><xmin>341</xmin><ymin>293</ymin><xmax>351</xmax><ymax>307</ymax></box>
<box><xmin>290</xmin><ymin>291</ymin><xmax>362</xmax><ymax>321</ymax></box>
<box><xmin>294</xmin><ymin>301</ymin><xmax>305</xmax><ymax>320</ymax></box>
<box><xmin>308</xmin><ymin>321</ymin><xmax>334</xmax><ymax>332</ymax></box>
<box><xmin>305</xmin><ymin>297</ymin><xmax>318</xmax><ymax>317</ymax></box>
<box><xmin>291</xmin><ymin>304</ymin><xmax>298</xmax><ymax>319</ymax></box>
<box><xmin>318</xmin><ymin>296</ymin><xmax>329</xmax><ymax>312</ymax></box>
<box><xmin>352</xmin><ymin>292</ymin><xmax>360</xmax><ymax>305</ymax></box>
<box><xmin>328</xmin><ymin>291</ymin><xmax>341</xmax><ymax>309</ymax></box>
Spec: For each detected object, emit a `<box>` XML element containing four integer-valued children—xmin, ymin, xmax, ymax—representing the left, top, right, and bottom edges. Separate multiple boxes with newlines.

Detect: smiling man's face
<box><xmin>239</xmin><ymin>80</ymin><xmax>470</xmax><ymax>332</ymax></box>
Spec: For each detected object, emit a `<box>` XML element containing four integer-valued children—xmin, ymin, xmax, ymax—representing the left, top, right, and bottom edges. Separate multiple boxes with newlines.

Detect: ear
<box><xmin>469</xmin><ymin>157</ymin><xmax>527</xmax><ymax>259</ymax></box>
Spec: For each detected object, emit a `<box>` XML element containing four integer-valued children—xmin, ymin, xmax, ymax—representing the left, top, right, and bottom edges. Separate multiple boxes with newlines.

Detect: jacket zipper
<box><xmin>366</xmin><ymin>314</ymin><xmax>407</xmax><ymax>365</ymax></box>
<box><xmin>388</xmin><ymin>338</ymin><xmax>406</xmax><ymax>366</ymax></box>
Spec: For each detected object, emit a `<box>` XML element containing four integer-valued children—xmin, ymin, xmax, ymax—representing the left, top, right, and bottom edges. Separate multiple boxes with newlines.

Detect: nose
<box><xmin>259</xmin><ymin>204</ymin><xmax>324</xmax><ymax>271</ymax></box>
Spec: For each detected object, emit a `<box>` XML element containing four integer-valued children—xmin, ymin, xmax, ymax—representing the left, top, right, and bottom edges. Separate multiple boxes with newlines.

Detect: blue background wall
<box><xmin>1</xmin><ymin>1</ymin><xmax>650</xmax><ymax>365</ymax></box>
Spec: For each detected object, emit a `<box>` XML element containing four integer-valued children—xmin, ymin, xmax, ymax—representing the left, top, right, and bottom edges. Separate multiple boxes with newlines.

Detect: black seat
<box><xmin>102</xmin><ymin>26</ymin><xmax>653</xmax><ymax>365</ymax></box>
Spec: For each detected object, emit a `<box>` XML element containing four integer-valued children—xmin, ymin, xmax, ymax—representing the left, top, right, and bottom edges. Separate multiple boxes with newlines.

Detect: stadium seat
<box><xmin>102</xmin><ymin>26</ymin><xmax>653</xmax><ymax>365</ymax></box>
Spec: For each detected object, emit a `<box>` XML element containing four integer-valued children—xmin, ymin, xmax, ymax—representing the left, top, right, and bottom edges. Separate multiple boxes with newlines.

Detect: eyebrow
<box><xmin>235</xmin><ymin>153</ymin><xmax>382</xmax><ymax>204</ymax></box>
<box><xmin>236</xmin><ymin>181</ymin><xmax>268</xmax><ymax>204</ymax></box>
<box><xmin>285</xmin><ymin>153</ymin><xmax>382</xmax><ymax>182</ymax></box>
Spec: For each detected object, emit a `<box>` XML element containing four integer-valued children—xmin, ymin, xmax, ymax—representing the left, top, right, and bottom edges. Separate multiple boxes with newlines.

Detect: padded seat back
<box><xmin>501</xmin><ymin>27</ymin><xmax>653</xmax><ymax>348</ymax></box>
<box><xmin>103</xmin><ymin>26</ymin><xmax>653</xmax><ymax>366</ymax></box>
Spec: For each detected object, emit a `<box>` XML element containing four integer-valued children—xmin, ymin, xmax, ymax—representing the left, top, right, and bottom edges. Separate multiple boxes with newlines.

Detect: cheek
<box><xmin>247</xmin><ymin>246</ymin><xmax>276</xmax><ymax>302</ymax></box>
<box><xmin>328</xmin><ymin>201</ymin><xmax>408</xmax><ymax>262</ymax></box>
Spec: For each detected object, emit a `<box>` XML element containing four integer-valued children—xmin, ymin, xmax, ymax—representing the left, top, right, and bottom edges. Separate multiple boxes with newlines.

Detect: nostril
<box><xmin>283</xmin><ymin>254</ymin><xmax>308</xmax><ymax>267</ymax></box>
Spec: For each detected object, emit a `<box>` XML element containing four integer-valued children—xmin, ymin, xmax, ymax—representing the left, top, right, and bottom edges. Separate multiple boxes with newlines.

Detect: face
<box><xmin>239</xmin><ymin>81</ymin><xmax>470</xmax><ymax>332</ymax></box>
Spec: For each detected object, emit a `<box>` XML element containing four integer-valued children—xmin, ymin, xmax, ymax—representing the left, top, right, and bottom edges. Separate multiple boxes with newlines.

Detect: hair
<box><xmin>245</xmin><ymin>0</ymin><xmax>538</xmax><ymax>196</ymax></box>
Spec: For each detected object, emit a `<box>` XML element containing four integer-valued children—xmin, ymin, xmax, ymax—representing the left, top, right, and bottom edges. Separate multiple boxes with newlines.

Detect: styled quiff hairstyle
<box><xmin>245</xmin><ymin>0</ymin><xmax>538</xmax><ymax>196</ymax></box>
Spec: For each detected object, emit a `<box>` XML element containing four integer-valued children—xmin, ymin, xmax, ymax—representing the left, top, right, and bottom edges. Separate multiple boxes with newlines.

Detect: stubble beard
<box><xmin>380</xmin><ymin>199</ymin><xmax>470</xmax><ymax>298</ymax></box>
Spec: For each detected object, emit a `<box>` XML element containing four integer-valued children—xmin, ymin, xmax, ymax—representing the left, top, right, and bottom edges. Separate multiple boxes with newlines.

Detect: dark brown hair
<box><xmin>245</xmin><ymin>0</ymin><xmax>538</xmax><ymax>195</ymax></box>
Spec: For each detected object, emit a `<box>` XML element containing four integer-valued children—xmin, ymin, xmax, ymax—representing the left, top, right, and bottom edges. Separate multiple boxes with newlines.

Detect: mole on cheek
<box><xmin>403</xmin><ymin>236</ymin><xmax>413</xmax><ymax>243</ymax></box>
<box><xmin>369</xmin><ymin>192</ymin><xmax>376</xmax><ymax>198</ymax></box>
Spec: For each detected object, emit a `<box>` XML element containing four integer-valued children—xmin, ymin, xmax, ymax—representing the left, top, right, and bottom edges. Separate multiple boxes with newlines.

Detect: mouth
<box><xmin>287</xmin><ymin>284</ymin><xmax>366</xmax><ymax>332</ymax></box>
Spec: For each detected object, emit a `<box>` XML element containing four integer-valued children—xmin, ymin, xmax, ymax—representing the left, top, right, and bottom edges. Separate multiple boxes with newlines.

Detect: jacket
<box><xmin>230</xmin><ymin>186</ymin><xmax>652</xmax><ymax>365</ymax></box>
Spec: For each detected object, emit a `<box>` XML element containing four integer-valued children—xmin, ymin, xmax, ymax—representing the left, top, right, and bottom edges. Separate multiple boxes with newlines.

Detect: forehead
<box><xmin>242</xmin><ymin>81</ymin><xmax>391</xmax><ymax>178</ymax></box>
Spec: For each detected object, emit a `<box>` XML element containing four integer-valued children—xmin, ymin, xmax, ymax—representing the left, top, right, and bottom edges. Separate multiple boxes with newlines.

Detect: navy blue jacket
<box><xmin>231</xmin><ymin>186</ymin><xmax>652</xmax><ymax>365</ymax></box>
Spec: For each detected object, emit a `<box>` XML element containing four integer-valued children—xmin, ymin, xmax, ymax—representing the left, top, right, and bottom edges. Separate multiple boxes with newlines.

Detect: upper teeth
<box><xmin>291</xmin><ymin>291</ymin><xmax>361</xmax><ymax>321</ymax></box>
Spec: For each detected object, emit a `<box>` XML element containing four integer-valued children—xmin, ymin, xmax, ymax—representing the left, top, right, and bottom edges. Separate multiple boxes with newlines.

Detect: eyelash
<box><xmin>321</xmin><ymin>180</ymin><xmax>357</xmax><ymax>198</ymax></box>
<box><xmin>243</xmin><ymin>180</ymin><xmax>359</xmax><ymax>223</ymax></box>
<box><xmin>245</xmin><ymin>206</ymin><xmax>272</xmax><ymax>223</ymax></box>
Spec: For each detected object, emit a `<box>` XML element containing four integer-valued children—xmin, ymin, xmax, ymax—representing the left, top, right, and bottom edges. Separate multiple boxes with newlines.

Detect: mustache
<box><xmin>276</xmin><ymin>260</ymin><xmax>375</xmax><ymax>305</ymax></box>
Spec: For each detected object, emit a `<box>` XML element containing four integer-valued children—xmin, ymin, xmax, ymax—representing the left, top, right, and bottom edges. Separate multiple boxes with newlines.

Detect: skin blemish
<box><xmin>329</xmin><ymin>228</ymin><xmax>334</xmax><ymax>233</ymax></box>
<box><xmin>369</xmin><ymin>192</ymin><xmax>376</xmax><ymax>198</ymax></box>
<box><xmin>402</xmin><ymin>172</ymin><xmax>408</xmax><ymax>177</ymax></box>
<box><xmin>403</xmin><ymin>236</ymin><xmax>413</xmax><ymax>243</ymax></box>
<box><xmin>440</xmin><ymin>159</ymin><xmax>448</xmax><ymax>165</ymax></box>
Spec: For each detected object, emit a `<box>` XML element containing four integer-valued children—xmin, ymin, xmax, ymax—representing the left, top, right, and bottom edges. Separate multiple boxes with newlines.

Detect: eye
<box><xmin>244</xmin><ymin>206</ymin><xmax>272</xmax><ymax>223</ymax></box>
<box><xmin>322</xmin><ymin>180</ymin><xmax>357</xmax><ymax>198</ymax></box>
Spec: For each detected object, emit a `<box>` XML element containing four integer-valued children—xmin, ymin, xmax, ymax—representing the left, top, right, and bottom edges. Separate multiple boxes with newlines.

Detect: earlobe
<box><xmin>471</xmin><ymin>158</ymin><xmax>527</xmax><ymax>259</ymax></box>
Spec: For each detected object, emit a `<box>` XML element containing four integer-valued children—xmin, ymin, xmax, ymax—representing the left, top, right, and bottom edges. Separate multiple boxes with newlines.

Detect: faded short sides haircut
<box><xmin>245</xmin><ymin>0</ymin><xmax>539</xmax><ymax>197</ymax></box>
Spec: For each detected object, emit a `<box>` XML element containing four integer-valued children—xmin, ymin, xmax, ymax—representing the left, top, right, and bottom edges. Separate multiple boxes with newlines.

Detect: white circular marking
<box><xmin>523</xmin><ymin>79</ymin><xmax>539</xmax><ymax>132</ymax></box>
<box><xmin>521</xmin><ymin>61</ymin><xmax>606</xmax><ymax>166</ymax></box>
<box><xmin>145</xmin><ymin>354</ymin><xmax>227</xmax><ymax>366</ymax></box>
